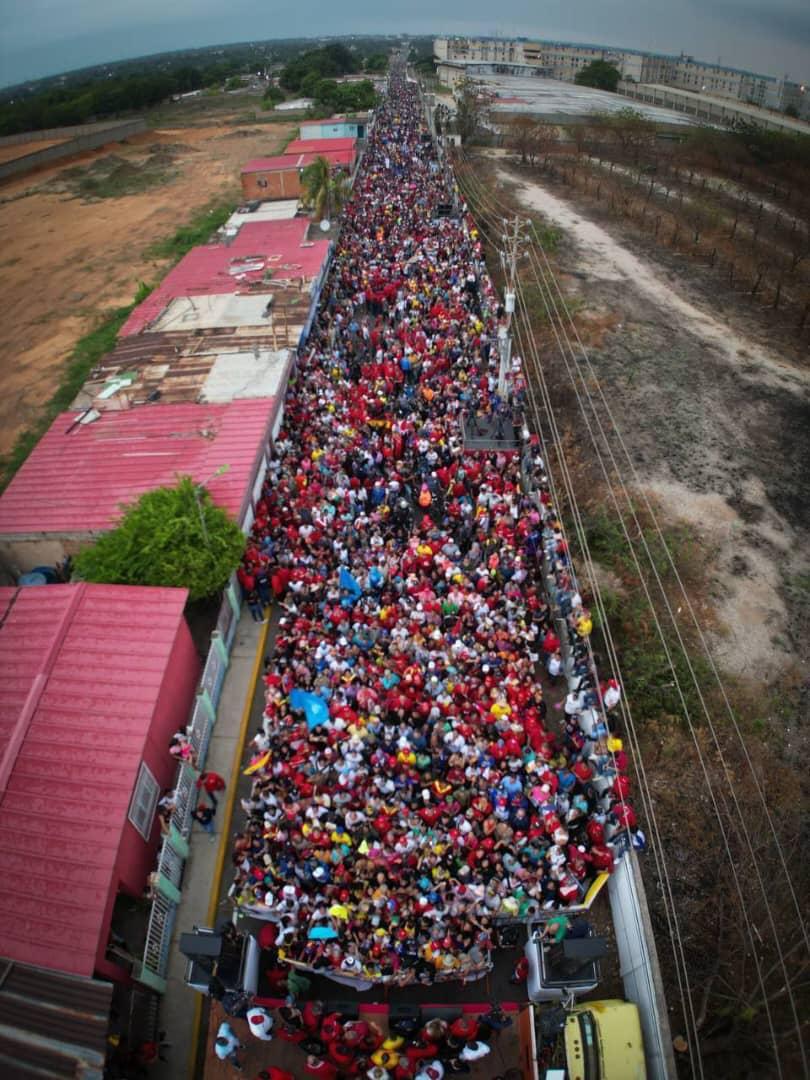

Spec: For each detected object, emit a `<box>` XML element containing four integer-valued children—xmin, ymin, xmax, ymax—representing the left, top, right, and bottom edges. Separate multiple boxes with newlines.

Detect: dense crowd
<box><xmin>215</xmin><ymin>997</ymin><xmax>514</xmax><ymax>1077</ymax></box>
<box><xmin>228</xmin><ymin>66</ymin><xmax>637</xmax><ymax>988</ymax></box>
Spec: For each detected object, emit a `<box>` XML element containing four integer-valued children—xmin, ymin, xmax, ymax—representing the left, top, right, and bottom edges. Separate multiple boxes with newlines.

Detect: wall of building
<box><xmin>0</xmin><ymin>535</ymin><xmax>93</xmax><ymax>582</ymax></box>
<box><xmin>241</xmin><ymin>167</ymin><xmax>304</xmax><ymax>202</ymax></box>
<box><xmin>300</xmin><ymin>121</ymin><xmax>367</xmax><ymax>139</ymax></box>
<box><xmin>113</xmin><ymin>615</ymin><xmax>201</xmax><ymax>903</ymax></box>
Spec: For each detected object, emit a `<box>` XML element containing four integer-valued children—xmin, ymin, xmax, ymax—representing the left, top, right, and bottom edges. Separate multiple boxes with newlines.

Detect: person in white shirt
<box><xmin>246</xmin><ymin>1006</ymin><xmax>274</xmax><ymax>1040</ymax></box>
<box><xmin>214</xmin><ymin>1021</ymin><xmax>243</xmax><ymax>1065</ymax></box>
<box><xmin>459</xmin><ymin>1038</ymin><xmax>491</xmax><ymax>1061</ymax></box>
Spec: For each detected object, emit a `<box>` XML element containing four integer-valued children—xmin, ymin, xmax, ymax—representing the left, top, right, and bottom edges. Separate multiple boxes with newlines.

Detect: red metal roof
<box><xmin>284</xmin><ymin>136</ymin><xmax>356</xmax><ymax>155</ymax></box>
<box><xmin>0</xmin><ymin>583</ymin><xmax>189</xmax><ymax>976</ymax></box>
<box><xmin>241</xmin><ymin>148</ymin><xmax>355</xmax><ymax>174</ymax></box>
<box><xmin>121</xmin><ymin>217</ymin><xmax>330</xmax><ymax>335</ymax></box>
<box><xmin>0</xmin><ymin>399</ymin><xmax>274</xmax><ymax>537</ymax></box>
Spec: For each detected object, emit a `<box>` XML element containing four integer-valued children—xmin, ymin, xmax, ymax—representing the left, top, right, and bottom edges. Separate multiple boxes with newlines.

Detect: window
<box><xmin>128</xmin><ymin>762</ymin><xmax>160</xmax><ymax>840</ymax></box>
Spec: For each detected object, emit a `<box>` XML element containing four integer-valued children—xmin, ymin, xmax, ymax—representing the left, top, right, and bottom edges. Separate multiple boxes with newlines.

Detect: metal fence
<box><xmin>138</xmin><ymin>575</ymin><xmax>242</xmax><ymax>992</ymax></box>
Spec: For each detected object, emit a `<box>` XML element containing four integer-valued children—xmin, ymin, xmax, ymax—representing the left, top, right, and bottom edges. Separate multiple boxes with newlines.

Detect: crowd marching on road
<box><xmin>227</xmin><ymin>63</ymin><xmax>639</xmax><ymax>997</ymax></box>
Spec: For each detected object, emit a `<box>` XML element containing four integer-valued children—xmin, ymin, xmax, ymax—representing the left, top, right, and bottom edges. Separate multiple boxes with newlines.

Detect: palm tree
<box><xmin>301</xmin><ymin>156</ymin><xmax>352</xmax><ymax>222</ymax></box>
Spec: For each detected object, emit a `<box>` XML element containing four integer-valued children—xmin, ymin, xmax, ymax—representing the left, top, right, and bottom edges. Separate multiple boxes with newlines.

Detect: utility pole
<box><xmin>498</xmin><ymin>216</ymin><xmax>525</xmax><ymax>401</ymax></box>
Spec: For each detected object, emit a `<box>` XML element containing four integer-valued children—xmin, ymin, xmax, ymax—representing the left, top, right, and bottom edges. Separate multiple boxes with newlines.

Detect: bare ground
<box><xmin>0</xmin><ymin>111</ymin><xmax>295</xmax><ymax>456</ymax></box>
<box><xmin>495</xmin><ymin>161</ymin><xmax>810</xmax><ymax>680</ymax></box>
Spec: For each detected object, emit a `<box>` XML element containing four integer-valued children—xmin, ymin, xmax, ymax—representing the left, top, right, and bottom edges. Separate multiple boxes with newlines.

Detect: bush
<box><xmin>74</xmin><ymin>476</ymin><xmax>245</xmax><ymax>601</ymax></box>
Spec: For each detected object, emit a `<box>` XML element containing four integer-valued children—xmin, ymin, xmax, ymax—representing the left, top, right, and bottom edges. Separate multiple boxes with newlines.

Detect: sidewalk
<box><xmin>152</xmin><ymin>608</ymin><xmax>268</xmax><ymax>1080</ymax></box>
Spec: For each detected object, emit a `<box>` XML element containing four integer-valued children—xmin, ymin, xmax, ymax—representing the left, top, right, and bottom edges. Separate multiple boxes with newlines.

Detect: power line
<box><xmin>454</xmin><ymin>161</ymin><xmax>704</xmax><ymax>1075</ymax></box>
<box><xmin>453</xmin><ymin>150</ymin><xmax>807</xmax><ymax>1075</ymax></box>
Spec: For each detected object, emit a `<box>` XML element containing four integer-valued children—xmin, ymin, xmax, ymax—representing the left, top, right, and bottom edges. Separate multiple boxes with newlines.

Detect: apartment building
<box><xmin>434</xmin><ymin>36</ymin><xmax>808</xmax><ymax>117</ymax></box>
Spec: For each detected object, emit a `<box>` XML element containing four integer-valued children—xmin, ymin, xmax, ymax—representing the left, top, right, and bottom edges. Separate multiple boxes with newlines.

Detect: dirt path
<box><xmin>501</xmin><ymin>167</ymin><xmax>810</xmax><ymax>676</ymax></box>
<box><xmin>0</xmin><ymin>121</ymin><xmax>294</xmax><ymax>457</ymax></box>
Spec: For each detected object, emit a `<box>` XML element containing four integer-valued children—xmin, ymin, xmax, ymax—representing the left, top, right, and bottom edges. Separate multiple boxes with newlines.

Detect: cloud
<box><xmin>1</xmin><ymin>1</ymin><xmax>808</xmax><ymax>87</ymax></box>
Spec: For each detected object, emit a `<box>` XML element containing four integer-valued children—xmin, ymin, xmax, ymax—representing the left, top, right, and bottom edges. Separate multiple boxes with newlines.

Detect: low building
<box><xmin>299</xmin><ymin>116</ymin><xmax>369</xmax><ymax>140</ymax></box>
<box><xmin>283</xmin><ymin>136</ymin><xmax>357</xmax><ymax>156</ymax></box>
<box><xmin>0</xmin><ymin>583</ymin><xmax>200</xmax><ymax>981</ymax></box>
<box><xmin>273</xmin><ymin>97</ymin><xmax>313</xmax><ymax>111</ymax></box>
<box><xmin>0</xmin><ymin>399</ymin><xmax>277</xmax><ymax>573</ymax></box>
<box><xmin>240</xmin><ymin>148</ymin><xmax>355</xmax><ymax>202</ymax></box>
<box><xmin>120</xmin><ymin>217</ymin><xmax>330</xmax><ymax>336</ymax></box>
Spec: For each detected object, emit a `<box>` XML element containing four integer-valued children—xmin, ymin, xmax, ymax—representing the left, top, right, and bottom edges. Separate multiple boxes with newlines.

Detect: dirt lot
<box><xmin>486</xmin><ymin>155</ymin><xmax>810</xmax><ymax>682</ymax></box>
<box><xmin>0</xmin><ymin>98</ymin><xmax>295</xmax><ymax>456</ymax></box>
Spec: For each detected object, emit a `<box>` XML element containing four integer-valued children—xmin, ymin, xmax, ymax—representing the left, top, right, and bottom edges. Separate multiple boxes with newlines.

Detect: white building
<box><xmin>433</xmin><ymin>37</ymin><xmax>809</xmax><ymax>119</ymax></box>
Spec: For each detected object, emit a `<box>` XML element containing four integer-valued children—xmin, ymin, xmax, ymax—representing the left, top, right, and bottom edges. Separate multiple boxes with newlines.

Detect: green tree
<box><xmin>262</xmin><ymin>85</ymin><xmax>285</xmax><ymax>108</ymax></box>
<box><xmin>575</xmin><ymin>60</ymin><xmax>621</xmax><ymax>93</ymax></box>
<box><xmin>455</xmin><ymin>77</ymin><xmax>485</xmax><ymax>142</ymax></box>
<box><xmin>301</xmin><ymin>155</ymin><xmax>351</xmax><ymax>221</ymax></box>
<box><xmin>74</xmin><ymin>475</ymin><xmax>245</xmax><ymax>601</ymax></box>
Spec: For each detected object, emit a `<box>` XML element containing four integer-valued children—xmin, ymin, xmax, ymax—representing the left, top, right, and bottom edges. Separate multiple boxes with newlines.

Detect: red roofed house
<box><xmin>120</xmin><ymin>217</ymin><xmax>330</xmax><ymax>336</ymax></box>
<box><xmin>0</xmin><ymin>398</ymin><xmax>275</xmax><ymax>577</ymax></box>
<box><xmin>0</xmin><ymin>583</ymin><xmax>200</xmax><ymax>980</ymax></box>
<box><xmin>241</xmin><ymin>145</ymin><xmax>355</xmax><ymax>202</ymax></box>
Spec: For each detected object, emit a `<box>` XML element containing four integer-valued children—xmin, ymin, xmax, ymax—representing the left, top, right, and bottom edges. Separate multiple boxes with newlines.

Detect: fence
<box><xmin>137</xmin><ymin>574</ymin><xmax>242</xmax><ymax>992</ymax></box>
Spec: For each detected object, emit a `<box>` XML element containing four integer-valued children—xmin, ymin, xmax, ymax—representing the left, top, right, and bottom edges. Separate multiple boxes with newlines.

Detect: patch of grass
<box><xmin>0</xmin><ymin>281</ymin><xmax>153</xmax><ymax>493</ymax></box>
<box><xmin>52</xmin><ymin>153</ymin><xmax>177</xmax><ymax>200</ymax></box>
<box><xmin>146</xmin><ymin>200</ymin><xmax>236</xmax><ymax>262</ymax></box>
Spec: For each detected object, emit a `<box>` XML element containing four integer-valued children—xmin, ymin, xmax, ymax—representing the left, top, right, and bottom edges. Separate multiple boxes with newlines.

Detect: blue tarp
<box><xmin>289</xmin><ymin>689</ymin><xmax>330</xmax><ymax>729</ymax></box>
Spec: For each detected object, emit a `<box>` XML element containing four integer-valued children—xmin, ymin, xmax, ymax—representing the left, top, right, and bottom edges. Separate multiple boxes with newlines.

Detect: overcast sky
<box><xmin>2</xmin><ymin>0</ymin><xmax>809</xmax><ymax>88</ymax></box>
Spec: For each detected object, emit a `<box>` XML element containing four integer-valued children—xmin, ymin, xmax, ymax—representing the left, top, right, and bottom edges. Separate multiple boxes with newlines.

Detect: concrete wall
<box><xmin>0</xmin><ymin>118</ymin><xmax>146</xmax><ymax>147</ymax></box>
<box><xmin>609</xmin><ymin>850</ymin><xmax>677</xmax><ymax>1080</ymax></box>
<box><xmin>0</xmin><ymin>536</ymin><xmax>92</xmax><ymax>581</ymax></box>
<box><xmin>0</xmin><ymin>119</ymin><xmax>147</xmax><ymax>182</ymax></box>
<box><xmin>618</xmin><ymin>82</ymin><xmax>810</xmax><ymax>134</ymax></box>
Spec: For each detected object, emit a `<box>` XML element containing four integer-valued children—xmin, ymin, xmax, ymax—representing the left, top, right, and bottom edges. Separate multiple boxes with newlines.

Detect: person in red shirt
<box><xmin>449</xmin><ymin>1015</ymin><xmax>479</xmax><ymax>1042</ymax></box>
<box><xmin>196</xmin><ymin>771</ymin><xmax>226</xmax><ymax>807</ymax></box>
<box><xmin>255</xmin><ymin>1069</ymin><xmax>295</xmax><ymax>1080</ymax></box>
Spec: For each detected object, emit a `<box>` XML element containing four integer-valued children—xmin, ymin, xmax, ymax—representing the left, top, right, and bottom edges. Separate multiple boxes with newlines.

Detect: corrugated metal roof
<box><xmin>0</xmin><ymin>584</ymin><xmax>188</xmax><ymax>976</ymax></box>
<box><xmin>0</xmin><ymin>399</ymin><xmax>274</xmax><ymax>537</ymax></box>
<box><xmin>284</xmin><ymin>136</ymin><xmax>357</xmax><ymax>155</ymax></box>
<box><xmin>78</xmin><ymin>317</ymin><xmax>309</xmax><ymax>407</ymax></box>
<box><xmin>0</xmin><ymin>959</ymin><xmax>112</xmax><ymax>1078</ymax></box>
<box><xmin>240</xmin><ymin>148</ymin><xmax>355</xmax><ymax>174</ymax></box>
<box><xmin>121</xmin><ymin>218</ymin><xmax>329</xmax><ymax>336</ymax></box>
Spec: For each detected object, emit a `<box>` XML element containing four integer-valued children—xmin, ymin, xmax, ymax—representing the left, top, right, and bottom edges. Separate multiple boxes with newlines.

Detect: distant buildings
<box><xmin>434</xmin><ymin>36</ymin><xmax>809</xmax><ymax>120</ymax></box>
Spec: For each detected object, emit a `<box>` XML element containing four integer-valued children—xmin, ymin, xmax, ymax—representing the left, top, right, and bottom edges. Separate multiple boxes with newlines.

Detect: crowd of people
<box><xmin>227</xmin><ymin>65</ymin><xmax>638</xmax><ymax>989</ymax></box>
<box><xmin>214</xmin><ymin>996</ymin><xmax>515</xmax><ymax>1078</ymax></box>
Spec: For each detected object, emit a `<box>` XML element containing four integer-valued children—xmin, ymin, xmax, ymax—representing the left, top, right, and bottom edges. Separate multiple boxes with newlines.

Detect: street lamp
<box><xmin>194</xmin><ymin>465</ymin><xmax>229</xmax><ymax>549</ymax></box>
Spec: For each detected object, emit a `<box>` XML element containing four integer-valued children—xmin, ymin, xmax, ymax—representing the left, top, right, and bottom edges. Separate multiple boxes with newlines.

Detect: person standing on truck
<box><xmin>542</xmin><ymin>913</ymin><xmax>571</xmax><ymax>945</ymax></box>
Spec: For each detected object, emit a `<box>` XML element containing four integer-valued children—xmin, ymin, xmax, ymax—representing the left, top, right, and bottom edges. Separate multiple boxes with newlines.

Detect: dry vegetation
<box><xmin>455</xmin><ymin>141</ymin><xmax>810</xmax><ymax>1079</ymax></box>
<box><xmin>0</xmin><ymin>92</ymin><xmax>295</xmax><ymax>463</ymax></box>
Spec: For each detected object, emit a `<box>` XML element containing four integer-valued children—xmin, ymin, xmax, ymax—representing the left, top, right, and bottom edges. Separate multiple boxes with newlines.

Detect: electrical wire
<box><xmin>454</xmin><ymin>148</ymin><xmax>806</xmax><ymax>1075</ymax></box>
<box><xmin>452</xmin><ymin>149</ymin><xmax>807</xmax><ymax>1076</ymax></box>
<box><xmin>453</xmin><ymin>156</ymin><xmax>705</xmax><ymax>1077</ymax></box>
